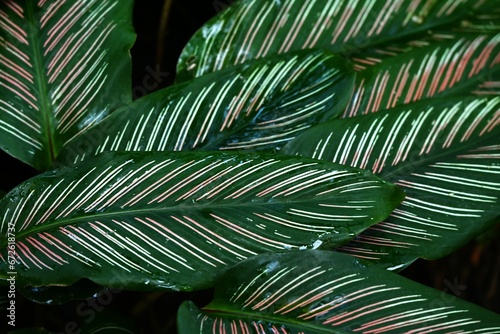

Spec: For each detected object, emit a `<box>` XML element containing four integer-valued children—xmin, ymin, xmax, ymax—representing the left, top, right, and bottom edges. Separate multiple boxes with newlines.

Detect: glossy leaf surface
<box><xmin>178</xmin><ymin>250</ymin><xmax>500</xmax><ymax>333</ymax></box>
<box><xmin>18</xmin><ymin>279</ymin><xmax>106</xmax><ymax>305</ymax></box>
<box><xmin>57</xmin><ymin>50</ymin><xmax>353</xmax><ymax>165</ymax></box>
<box><xmin>0</xmin><ymin>0</ymin><xmax>135</xmax><ymax>170</ymax></box>
<box><xmin>0</xmin><ymin>151</ymin><xmax>403</xmax><ymax>290</ymax></box>
<box><xmin>473</xmin><ymin>71</ymin><xmax>500</xmax><ymax>96</ymax></box>
<box><xmin>343</xmin><ymin>33</ymin><xmax>500</xmax><ymax>118</ymax></box>
<box><xmin>6</xmin><ymin>329</ymin><xmax>52</xmax><ymax>334</ymax></box>
<box><xmin>176</xmin><ymin>0</ymin><xmax>489</xmax><ymax>81</ymax></box>
<box><xmin>283</xmin><ymin>97</ymin><xmax>500</xmax><ymax>268</ymax></box>
<box><xmin>349</xmin><ymin>9</ymin><xmax>500</xmax><ymax>72</ymax></box>
<box><xmin>78</xmin><ymin>308</ymin><xmax>139</xmax><ymax>334</ymax></box>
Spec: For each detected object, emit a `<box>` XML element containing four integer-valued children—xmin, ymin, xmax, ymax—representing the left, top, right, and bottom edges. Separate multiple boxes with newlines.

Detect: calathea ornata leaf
<box><xmin>350</xmin><ymin>32</ymin><xmax>499</xmax><ymax>72</ymax></box>
<box><xmin>472</xmin><ymin>71</ymin><xmax>500</xmax><ymax>96</ymax></box>
<box><xmin>342</xmin><ymin>33</ymin><xmax>500</xmax><ymax>118</ymax></box>
<box><xmin>349</xmin><ymin>9</ymin><xmax>500</xmax><ymax>72</ymax></box>
<box><xmin>57</xmin><ymin>49</ymin><xmax>354</xmax><ymax>166</ymax></box>
<box><xmin>177</xmin><ymin>250</ymin><xmax>500</xmax><ymax>334</ymax></box>
<box><xmin>451</xmin><ymin>7</ymin><xmax>500</xmax><ymax>34</ymax></box>
<box><xmin>78</xmin><ymin>308</ymin><xmax>139</xmax><ymax>334</ymax></box>
<box><xmin>0</xmin><ymin>0</ymin><xmax>135</xmax><ymax>170</ymax></box>
<box><xmin>18</xmin><ymin>279</ymin><xmax>106</xmax><ymax>305</ymax></box>
<box><xmin>176</xmin><ymin>0</ymin><xmax>489</xmax><ymax>81</ymax></box>
<box><xmin>282</xmin><ymin>97</ymin><xmax>500</xmax><ymax>269</ymax></box>
<box><xmin>0</xmin><ymin>151</ymin><xmax>403</xmax><ymax>291</ymax></box>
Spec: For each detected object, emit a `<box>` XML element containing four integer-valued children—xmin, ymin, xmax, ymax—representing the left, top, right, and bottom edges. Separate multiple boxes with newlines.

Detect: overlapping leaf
<box><xmin>176</xmin><ymin>0</ymin><xmax>491</xmax><ymax>81</ymax></box>
<box><xmin>282</xmin><ymin>97</ymin><xmax>500</xmax><ymax>269</ymax></box>
<box><xmin>342</xmin><ymin>33</ymin><xmax>500</xmax><ymax>118</ymax></box>
<box><xmin>349</xmin><ymin>9</ymin><xmax>500</xmax><ymax>72</ymax></box>
<box><xmin>18</xmin><ymin>279</ymin><xmax>106</xmax><ymax>305</ymax></box>
<box><xmin>0</xmin><ymin>0</ymin><xmax>135</xmax><ymax>170</ymax></box>
<box><xmin>178</xmin><ymin>250</ymin><xmax>500</xmax><ymax>333</ymax></box>
<box><xmin>57</xmin><ymin>50</ymin><xmax>354</xmax><ymax>166</ymax></box>
<box><xmin>0</xmin><ymin>151</ymin><xmax>403</xmax><ymax>290</ymax></box>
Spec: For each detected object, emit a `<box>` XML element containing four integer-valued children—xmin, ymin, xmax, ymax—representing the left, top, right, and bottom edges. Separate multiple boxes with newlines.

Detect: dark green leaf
<box><xmin>0</xmin><ymin>151</ymin><xmax>403</xmax><ymax>291</ymax></box>
<box><xmin>176</xmin><ymin>0</ymin><xmax>489</xmax><ymax>81</ymax></box>
<box><xmin>342</xmin><ymin>33</ymin><xmax>500</xmax><ymax>118</ymax></box>
<box><xmin>57</xmin><ymin>50</ymin><xmax>354</xmax><ymax>166</ymax></box>
<box><xmin>283</xmin><ymin>97</ymin><xmax>500</xmax><ymax>269</ymax></box>
<box><xmin>177</xmin><ymin>250</ymin><xmax>500</xmax><ymax>333</ymax></box>
<box><xmin>79</xmin><ymin>308</ymin><xmax>138</xmax><ymax>334</ymax></box>
<box><xmin>18</xmin><ymin>279</ymin><xmax>106</xmax><ymax>305</ymax></box>
<box><xmin>349</xmin><ymin>9</ymin><xmax>500</xmax><ymax>71</ymax></box>
<box><xmin>0</xmin><ymin>0</ymin><xmax>135</xmax><ymax>170</ymax></box>
<box><xmin>472</xmin><ymin>70</ymin><xmax>500</xmax><ymax>96</ymax></box>
<box><xmin>7</xmin><ymin>329</ymin><xmax>53</xmax><ymax>334</ymax></box>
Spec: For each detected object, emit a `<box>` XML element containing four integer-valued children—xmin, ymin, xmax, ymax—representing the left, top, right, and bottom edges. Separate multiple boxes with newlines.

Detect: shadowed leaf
<box><xmin>176</xmin><ymin>0</ymin><xmax>491</xmax><ymax>81</ymax></box>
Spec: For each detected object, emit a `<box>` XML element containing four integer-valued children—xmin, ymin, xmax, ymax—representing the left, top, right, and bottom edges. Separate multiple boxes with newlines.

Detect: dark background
<box><xmin>1</xmin><ymin>0</ymin><xmax>499</xmax><ymax>333</ymax></box>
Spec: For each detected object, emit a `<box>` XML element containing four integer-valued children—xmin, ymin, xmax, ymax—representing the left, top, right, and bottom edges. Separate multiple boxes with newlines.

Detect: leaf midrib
<box><xmin>201</xmin><ymin>59</ymin><xmax>347</xmax><ymax>151</ymax></box>
<box><xmin>27</xmin><ymin>2</ymin><xmax>56</xmax><ymax>169</ymax></box>
<box><xmin>7</xmin><ymin>181</ymin><xmax>399</xmax><ymax>246</ymax></box>
<box><xmin>201</xmin><ymin>307</ymin><xmax>348</xmax><ymax>334</ymax></box>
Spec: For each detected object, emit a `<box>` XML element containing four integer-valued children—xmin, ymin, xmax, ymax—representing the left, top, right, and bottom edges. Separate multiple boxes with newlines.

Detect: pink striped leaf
<box><xmin>350</xmin><ymin>33</ymin><xmax>499</xmax><ymax>73</ymax></box>
<box><xmin>5</xmin><ymin>328</ymin><xmax>50</xmax><ymax>334</ymax></box>
<box><xmin>343</xmin><ymin>33</ymin><xmax>500</xmax><ymax>118</ymax></box>
<box><xmin>282</xmin><ymin>97</ymin><xmax>500</xmax><ymax>269</ymax></box>
<box><xmin>472</xmin><ymin>71</ymin><xmax>500</xmax><ymax>96</ymax></box>
<box><xmin>0</xmin><ymin>0</ymin><xmax>135</xmax><ymax>170</ymax></box>
<box><xmin>350</xmin><ymin>9</ymin><xmax>500</xmax><ymax>71</ymax></box>
<box><xmin>56</xmin><ymin>50</ymin><xmax>354</xmax><ymax>166</ymax></box>
<box><xmin>177</xmin><ymin>250</ymin><xmax>500</xmax><ymax>333</ymax></box>
<box><xmin>0</xmin><ymin>151</ymin><xmax>403</xmax><ymax>290</ymax></box>
<box><xmin>176</xmin><ymin>0</ymin><xmax>491</xmax><ymax>81</ymax></box>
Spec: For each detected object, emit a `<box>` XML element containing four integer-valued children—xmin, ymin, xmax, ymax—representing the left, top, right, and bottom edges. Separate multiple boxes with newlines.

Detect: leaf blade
<box><xmin>282</xmin><ymin>97</ymin><xmax>500</xmax><ymax>268</ymax></box>
<box><xmin>176</xmin><ymin>0</ymin><xmax>489</xmax><ymax>81</ymax></box>
<box><xmin>343</xmin><ymin>33</ymin><xmax>500</xmax><ymax>118</ymax></box>
<box><xmin>0</xmin><ymin>151</ymin><xmax>403</xmax><ymax>290</ymax></box>
<box><xmin>0</xmin><ymin>0</ymin><xmax>135</xmax><ymax>170</ymax></box>
<box><xmin>177</xmin><ymin>250</ymin><xmax>500</xmax><ymax>333</ymax></box>
<box><xmin>57</xmin><ymin>50</ymin><xmax>354</xmax><ymax>166</ymax></box>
